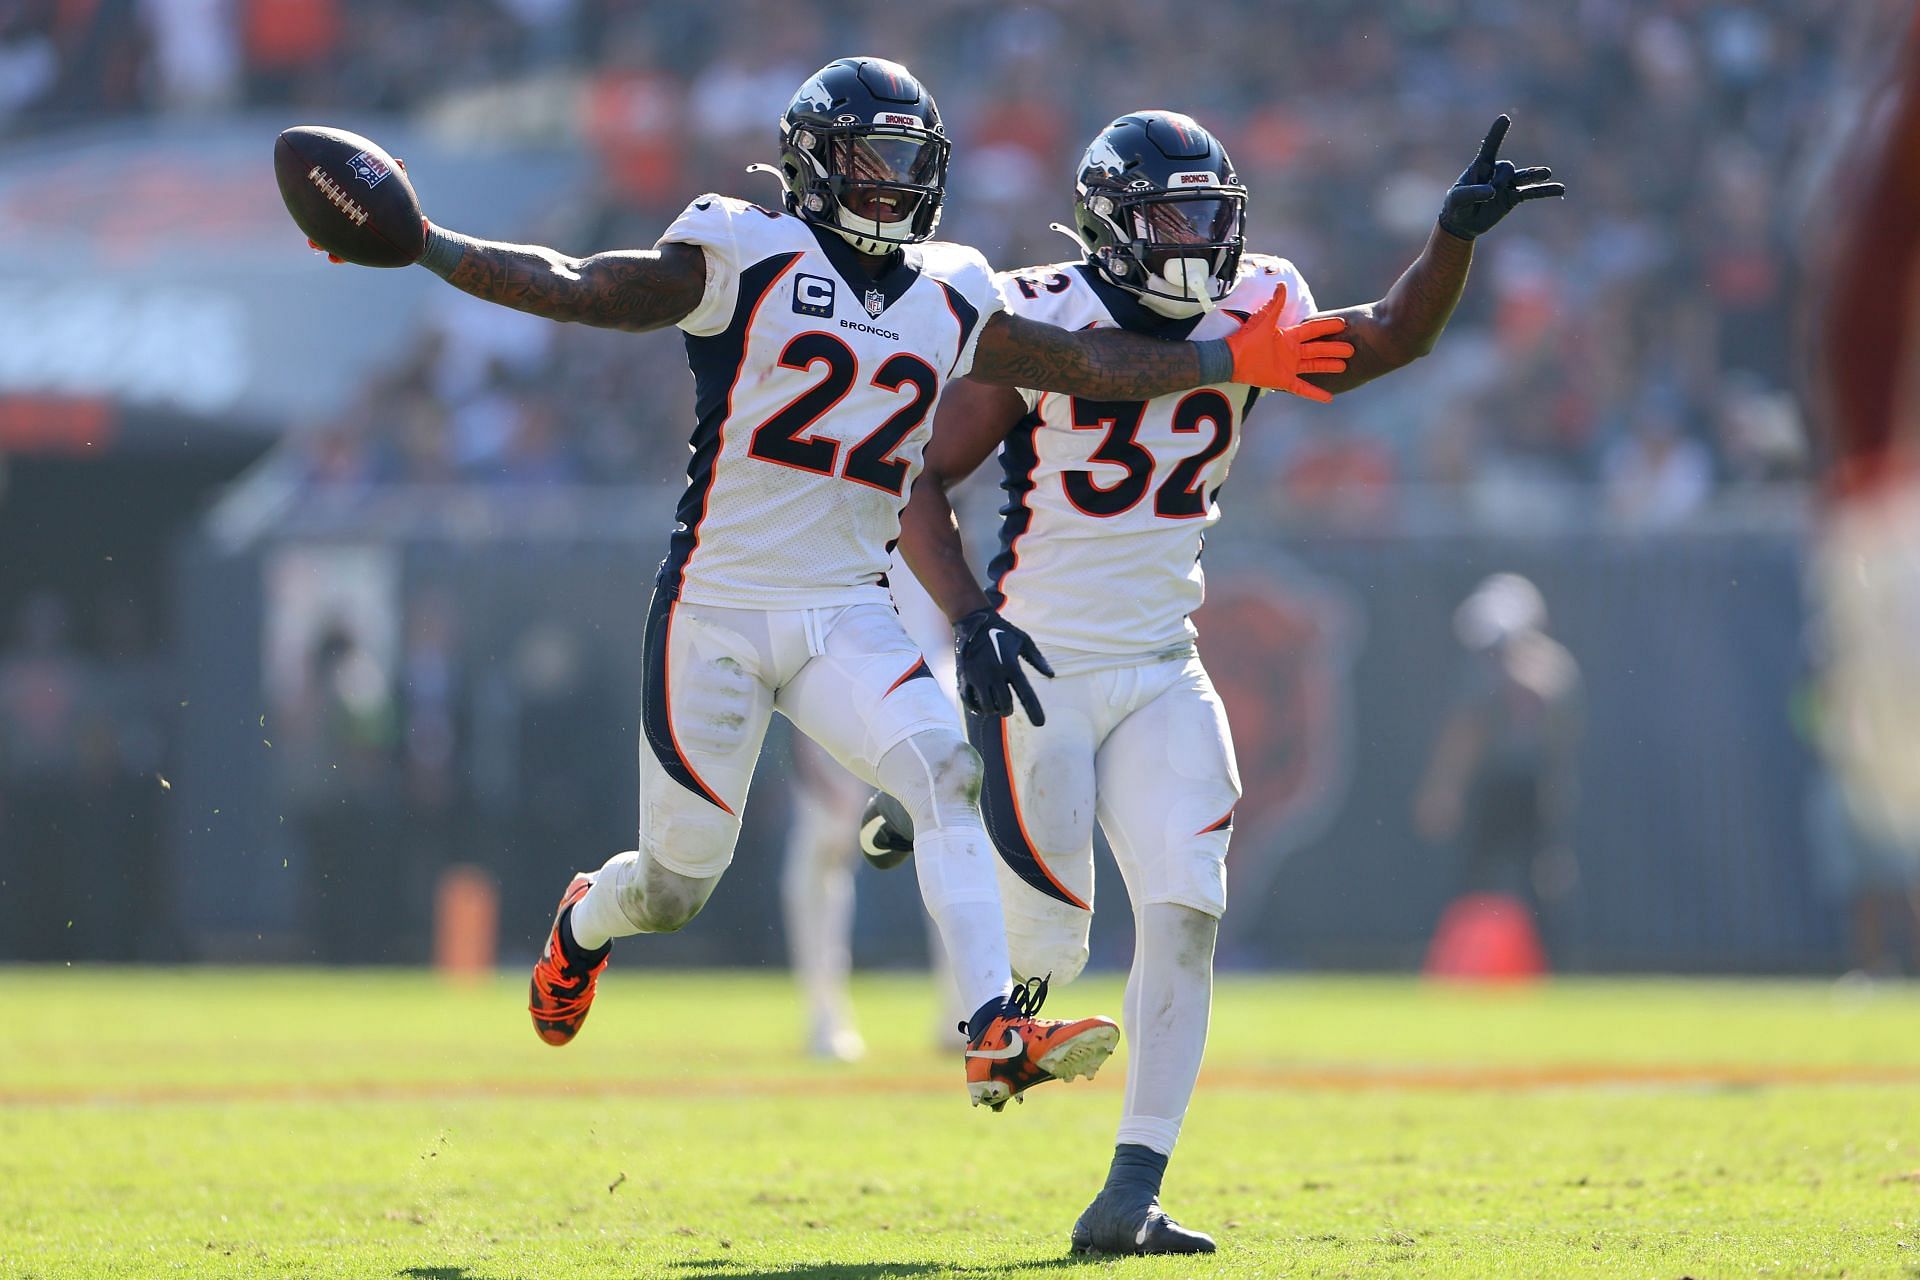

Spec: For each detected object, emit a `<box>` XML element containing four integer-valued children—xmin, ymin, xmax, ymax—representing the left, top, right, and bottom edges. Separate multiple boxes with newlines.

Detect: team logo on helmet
<box><xmin>1082</xmin><ymin>135</ymin><xmax>1128</xmax><ymax>179</ymax></box>
<box><xmin>794</xmin><ymin>75</ymin><xmax>834</xmax><ymax>113</ymax></box>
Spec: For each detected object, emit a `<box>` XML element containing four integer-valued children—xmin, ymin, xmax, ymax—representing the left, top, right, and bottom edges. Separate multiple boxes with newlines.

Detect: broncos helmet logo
<box><xmin>1082</xmin><ymin>135</ymin><xmax>1129</xmax><ymax>180</ymax></box>
<box><xmin>793</xmin><ymin>75</ymin><xmax>834</xmax><ymax>114</ymax></box>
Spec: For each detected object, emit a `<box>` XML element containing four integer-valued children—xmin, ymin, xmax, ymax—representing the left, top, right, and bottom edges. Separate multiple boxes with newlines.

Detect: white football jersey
<box><xmin>985</xmin><ymin>255</ymin><xmax>1314</xmax><ymax>668</ymax></box>
<box><xmin>657</xmin><ymin>194</ymin><xmax>1004</xmax><ymax>609</ymax></box>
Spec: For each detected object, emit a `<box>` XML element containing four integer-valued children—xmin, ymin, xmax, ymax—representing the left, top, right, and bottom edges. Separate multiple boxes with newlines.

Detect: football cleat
<box><xmin>528</xmin><ymin>872</ymin><xmax>610</xmax><ymax>1046</ymax></box>
<box><xmin>858</xmin><ymin>790</ymin><xmax>915</xmax><ymax>870</ymax></box>
<box><xmin>1070</xmin><ymin>1191</ymin><xmax>1217</xmax><ymax>1256</ymax></box>
<box><xmin>964</xmin><ymin>975</ymin><xmax>1119</xmax><ymax>1111</ymax></box>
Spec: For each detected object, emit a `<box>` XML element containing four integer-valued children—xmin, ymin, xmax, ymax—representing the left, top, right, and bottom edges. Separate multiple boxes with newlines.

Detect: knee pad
<box><xmin>1002</xmin><ymin>878</ymin><xmax>1091</xmax><ymax>984</ymax></box>
<box><xmin>1009</xmin><ymin>928</ymin><xmax>1090</xmax><ymax>986</ymax></box>
<box><xmin>608</xmin><ymin>847</ymin><xmax>719</xmax><ymax>933</ymax></box>
<box><xmin>876</xmin><ymin>729</ymin><xmax>983</xmax><ymax>836</ymax></box>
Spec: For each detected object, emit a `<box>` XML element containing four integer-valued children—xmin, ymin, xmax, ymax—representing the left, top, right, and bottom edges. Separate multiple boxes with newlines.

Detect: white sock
<box><xmin>913</xmin><ymin>829</ymin><xmax>1013</xmax><ymax>1017</ymax></box>
<box><xmin>871</xmin><ymin>733</ymin><xmax>1012</xmax><ymax>1019</ymax></box>
<box><xmin>568</xmin><ymin>851</ymin><xmax>643</xmax><ymax>951</ymax></box>
<box><xmin>1115</xmin><ymin>902</ymin><xmax>1217</xmax><ymax>1156</ymax></box>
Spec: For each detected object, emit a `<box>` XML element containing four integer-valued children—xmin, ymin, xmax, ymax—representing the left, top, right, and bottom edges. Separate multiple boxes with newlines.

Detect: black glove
<box><xmin>953</xmin><ymin>607</ymin><xmax>1054</xmax><ymax>726</ymax></box>
<box><xmin>1438</xmin><ymin>115</ymin><xmax>1564</xmax><ymax>241</ymax></box>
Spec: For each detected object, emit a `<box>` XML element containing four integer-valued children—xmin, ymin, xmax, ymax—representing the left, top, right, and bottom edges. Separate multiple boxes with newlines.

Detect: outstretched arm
<box><xmin>417</xmin><ymin>225</ymin><xmax>707</xmax><ymax>332</ymax></box>
<box><xmin>1305</xmin><ymin>225</ymin><xmax>1476</xmax><ymax>394</ymax></box>
<box><xmin>969</xmin><ymin>282</ymin><xmax>1351</xmax><ymax>401</ymax></box>
<box><xmin>1306</xmin><ymin>114</ymin><xmax>1562</xmax><ymax>395</ymax></box>
<box><xmin>969</xmin><ymin>311</ymin><xmax>1219</xmax><ymax>400</ymax></box>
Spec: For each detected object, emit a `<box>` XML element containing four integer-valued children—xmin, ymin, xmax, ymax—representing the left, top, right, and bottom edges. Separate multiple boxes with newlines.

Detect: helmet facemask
<box><xmin>783</xmin><ymin>120</ymin><xmax>950</xmax><ymax>255</ymax></box>
<box><xmin>1083</xmin><ymin>185</ymin><xmax>1246</xmax><ymax>318</ymax></box>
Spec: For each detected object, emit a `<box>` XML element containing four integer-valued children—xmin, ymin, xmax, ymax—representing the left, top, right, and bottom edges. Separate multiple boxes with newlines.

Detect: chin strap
<box><xmin>743</xmin><ymin>162</ymin><xmax>786</xmax><ymax>194</ymax></box>
<box><xmin>1047</xmin><ymin>221</ymin><xmax>1090</xmax><ymax>253</ymax></box>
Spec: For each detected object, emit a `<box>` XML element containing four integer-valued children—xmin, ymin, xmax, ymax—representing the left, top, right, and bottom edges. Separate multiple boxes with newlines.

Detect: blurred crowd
<box><xmin>4</xmin><ymin>0</ymin><xmax>1894</xmax><ymax>525</ymax></box>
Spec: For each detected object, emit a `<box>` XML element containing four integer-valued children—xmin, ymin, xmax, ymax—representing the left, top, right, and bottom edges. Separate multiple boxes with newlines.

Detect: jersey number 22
<box><xmin>747</xmin><ymin>332</ymin><xmax>939</xmax><ymax>497</ymax></box>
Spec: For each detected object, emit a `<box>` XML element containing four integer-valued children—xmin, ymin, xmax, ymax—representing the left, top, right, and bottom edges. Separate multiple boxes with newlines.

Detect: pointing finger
<box><xmin>1512</xmin><ymin>165</ymin><xmax>1553</xmax><ymax>185</ymax></box>
<box><xmin>1476</xmin><ymin>114</ymin><xmax>1512</xmax><ymax>167</ymax></box>
<box><xmin>1516</xmin><ymin>183</ymin><xmax>1567</xmax><ymax>201</ymax></box>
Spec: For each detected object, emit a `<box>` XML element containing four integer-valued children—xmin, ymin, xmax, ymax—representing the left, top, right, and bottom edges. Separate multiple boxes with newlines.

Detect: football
<box><xmin>273</xmin><ymin>125</ymin><xmax>425</xmax><ymax>268</ymax></box>
<box><xmin>858</xmin><ymin>789</ymin><xmax>916</xmax><ymax>870</ymax></box>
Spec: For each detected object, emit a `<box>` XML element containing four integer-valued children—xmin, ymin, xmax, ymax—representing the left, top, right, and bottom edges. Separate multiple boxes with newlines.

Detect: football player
<box><xmin>865</xmin><ymin>110</ymin><xmax>1560</xmax><ymax>1246</ymax></box>
<box><xmin>311</xmin><ymin>59</ymin><xmax>1351</xmax><ymax>1112</ymax></box>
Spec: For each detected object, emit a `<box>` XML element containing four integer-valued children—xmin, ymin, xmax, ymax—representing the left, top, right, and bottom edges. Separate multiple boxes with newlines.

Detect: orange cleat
<box><xmin>964</xmin><ymin>976</ymin><xmax>1119</xmax><ymax>1111</ymax></box>
<box><xmin>528</xmin><ymin>872</ymin><xmax>610</xmax><ymax>1046</ymax></box>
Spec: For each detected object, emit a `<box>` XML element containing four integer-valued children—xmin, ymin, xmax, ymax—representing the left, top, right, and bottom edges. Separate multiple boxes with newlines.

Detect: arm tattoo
<box><xmin>968</xmin><ymin>312</ymin><xmax>1209</xmax><ymax>398</ymax></box>
<box><xmin>1308</xmin><ymin>225</ymin><xmax>1474</xmax><ymax>393</ymax></box>
<box><xmin>421</xmin><ymin>226</ymin><xmax>706</xmax><ymax>332</ymax></box>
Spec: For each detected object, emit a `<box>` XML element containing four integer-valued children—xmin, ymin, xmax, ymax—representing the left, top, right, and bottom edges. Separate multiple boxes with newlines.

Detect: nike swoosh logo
<box><xmin>964</xmin><ymin>1030</ymin><xmax>1024</xmax><ymax>1061</ymax></box>
<box><xmin>991</xmin><ymin>631</ymin><xmax>1012</xmax><ymax>666</ymax></box>
<box><xmin>1135</xmin><ymin>1223</ymin><xmax>1150</xmax><ymax>1247</ymax></box>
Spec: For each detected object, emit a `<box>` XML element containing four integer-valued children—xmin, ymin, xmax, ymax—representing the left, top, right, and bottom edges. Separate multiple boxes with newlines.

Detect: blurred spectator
<box><xmin>282</xmin><ymin>618</ymin><xmax>403</xmax><ymax>959</ymax></box>
<box><xmin>1279</xmin><ymin>417</ymin><xmax>1398</xmax><ymax>529</ymax></box>
<box><xmin>241</xmin><ymin>0</ymin><xmax>342</xmax><ymax>104</ymax></box>
<box><xmin>13</xmin><ymin>0</ymin><xmax>1854</xmax><ymax>514</ymax></box>
<box><xmin>1601</xmin><ymin>393</ymin><xmax>1714</xmax><ymax>528</ymax></box>
<box><xmin>139</xmin><ymin>0</ymin><xmax>239</xmax><ymax>113</ymax></box>
<box><xmin>582</xmin><ymin>26</ymin><xmax>684</xmax><ymax>209</ymax></box>
<box><xmin>1415</xmin><ymin>574</ymin><xmax>1583</xmax><ymax>956</ymax></box>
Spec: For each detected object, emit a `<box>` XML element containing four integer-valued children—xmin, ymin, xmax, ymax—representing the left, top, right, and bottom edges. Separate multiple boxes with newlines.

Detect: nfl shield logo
<box><xmin>864</xmin><ymin>288</ymin><xmax>886</xmax><ymax>318</ymax></box>
<box><xmin>347</xmin><ymin>150</ymin><xmax>391</xmax><ymax>189</ymax></box>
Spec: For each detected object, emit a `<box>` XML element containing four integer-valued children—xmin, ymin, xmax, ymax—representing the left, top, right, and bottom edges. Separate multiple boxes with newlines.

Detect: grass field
<box><xmin>4</xmin><ymin>970</ymin><xmax>1920</xmax><ymax>1278</ymax></box>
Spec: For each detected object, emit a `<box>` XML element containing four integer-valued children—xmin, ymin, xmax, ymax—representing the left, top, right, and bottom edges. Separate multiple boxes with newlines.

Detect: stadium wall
<box><xmin>152</xmin><ymin>510</ymin><xmax>1827</xmax><ymax>973</ymax></box>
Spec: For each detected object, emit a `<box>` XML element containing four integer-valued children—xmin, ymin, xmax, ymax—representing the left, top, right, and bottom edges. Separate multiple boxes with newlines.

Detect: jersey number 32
<box><xmin>1065</xmin><ymin>390</ymin><xmax>1236</xmax><ymax>520</ymax></box>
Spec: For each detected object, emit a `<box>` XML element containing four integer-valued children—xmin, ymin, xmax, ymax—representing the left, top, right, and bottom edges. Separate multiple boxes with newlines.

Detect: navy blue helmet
<box><xmin>773</xmin><ymin>57</ymin><xmax>950</xmax><ymax>255</ymax></box>
<box><xmin>1069</xmin><ymin>111</ymin><xmax>1247</xmax><ymax>316</ymax></box>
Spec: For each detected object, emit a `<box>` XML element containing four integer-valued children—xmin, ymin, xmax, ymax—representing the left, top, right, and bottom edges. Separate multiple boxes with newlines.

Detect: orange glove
<box><xmin>1223</xmin><ymin>283</ymin><xmax>1352</xmax><ymax>402</ymax></box>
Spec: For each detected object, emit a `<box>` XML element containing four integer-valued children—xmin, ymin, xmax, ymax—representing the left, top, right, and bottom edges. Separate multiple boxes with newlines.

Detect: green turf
<box><xmin>5</xmin><ymin>969</ymin><xmax>1920</xmax><ymax>1278</ymax></box>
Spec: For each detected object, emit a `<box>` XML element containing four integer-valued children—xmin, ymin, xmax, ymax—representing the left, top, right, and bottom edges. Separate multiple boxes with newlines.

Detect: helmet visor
<box><xmin>1131</xmin><ymin>195</ymin><xmax>1242</xmax><ymax>249</ymax></box>
<box><xmin>830</xmin><ymin>132</ymin><xmax>946</xmax><ymax>223</ymax></box>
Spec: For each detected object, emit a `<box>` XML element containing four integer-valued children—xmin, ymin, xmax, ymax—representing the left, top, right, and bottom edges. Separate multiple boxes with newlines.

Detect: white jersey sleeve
<box><xmin>1236</xmin><ymin>252</ymin><xmax>1316</xmax><ymax>326</ymax></box>
<box><xmin>657</xmin><ymin>194</ymin><xmax>754</xmax><ymax>338</ymax></box>
<box><xmin>916</xmin><ymin>241</ymin><xmax>1005</xmax><ymax>378</ymax></box>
